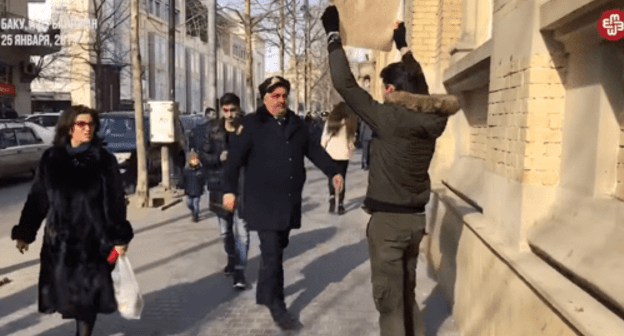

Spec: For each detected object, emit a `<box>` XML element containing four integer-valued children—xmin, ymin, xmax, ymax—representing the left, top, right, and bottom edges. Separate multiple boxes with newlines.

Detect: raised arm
<box><xmin>322</xmin><ymin>6</ymin><xmax>385</xmax><ymax>133</ymax></box>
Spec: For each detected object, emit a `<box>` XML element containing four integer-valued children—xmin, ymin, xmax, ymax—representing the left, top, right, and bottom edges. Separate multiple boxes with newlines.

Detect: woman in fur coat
<box><xmin>321</xmin><ymin>102</ymin><xmax>358</xmax><ymax>215</ymax></box>
<box><xmin>11</xmin><ymin>105</ymin><xmax>134</xmax><ymax>336</ymax></box>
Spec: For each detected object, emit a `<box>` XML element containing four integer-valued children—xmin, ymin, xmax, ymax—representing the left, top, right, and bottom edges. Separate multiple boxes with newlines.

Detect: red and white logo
<box><xmin>598</xmin><ymin>9</ymin><xmax>624</xmax><ymax>41</ymax></box>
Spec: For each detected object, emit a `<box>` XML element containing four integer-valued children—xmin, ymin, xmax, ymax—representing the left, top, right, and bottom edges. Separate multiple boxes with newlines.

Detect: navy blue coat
<box><xmin>181</xmin><ymin>165</ymin><xmax>205</xmax><ymax>197</ymax></box>
<box><xmin>223</xmin><ymin>106</ymin><xmax>338</xmax><ymax>231</ymax></box>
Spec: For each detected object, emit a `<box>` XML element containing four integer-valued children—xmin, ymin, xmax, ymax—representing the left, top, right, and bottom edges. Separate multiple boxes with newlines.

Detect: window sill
<box><xmin>442</xmin><ymin>39</ymin><xmax>492</xmax><ymax>94</ymax></box>
<box><xmin>540</xmin><ymin>0</ymin><xmax>622</xmax><ymax>35</ymax></box>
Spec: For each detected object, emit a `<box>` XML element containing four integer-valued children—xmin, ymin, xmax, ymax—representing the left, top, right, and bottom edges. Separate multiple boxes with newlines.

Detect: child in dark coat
<box><xmin>182</xmin><ymin>151</ymin><xmax>205</xmax><ymax>222</ymax></box>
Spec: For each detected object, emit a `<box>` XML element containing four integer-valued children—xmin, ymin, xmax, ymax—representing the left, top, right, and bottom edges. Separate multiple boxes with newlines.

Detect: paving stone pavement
<box><xmin>0</xmin><ymin>151</ymin><xmax>460</xmax><ymax>336</ymax></box>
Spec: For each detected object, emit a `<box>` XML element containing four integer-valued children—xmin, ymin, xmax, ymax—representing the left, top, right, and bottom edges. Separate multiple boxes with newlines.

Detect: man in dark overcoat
<box><xmin>222</xmin><ymin>76</ymin><xmax>343</xmax><ymax>330</ymax></box>
<box><xmin>322</xmin><ymin>7</ymin><xmax>460</xmax><ymax>336</ymax></box>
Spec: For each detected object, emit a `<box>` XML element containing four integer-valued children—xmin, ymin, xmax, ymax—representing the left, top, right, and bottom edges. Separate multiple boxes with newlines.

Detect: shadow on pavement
<box><xmin>344</xmin><ymin>195</ymin><xmax>366</xmax><ymax>212</ymax></box>
<box><xmin>0</xmin><ymin>259</ymin><xmax>40</xmax><ymax>276</ymax></box>
<box><xmin>285</xmin><ymin>240</ymin><xmax>369</xmax><ymax>317</ymax></box>
<box><xmin>0</xmin><ymin>175</ymin><xmax>34</xmax><ymax>188</ymax></box>
<box><xmin>11</xmin><ymin>227</ymin><xmax>337</xmax><ymax>336</ymax></box>
<box><xmin>301</xmin><ymin>201</ymin><xmax>320</xmax><ymax>214</ymax></box>
<box><xmin>422</xmin><ymin>284</ymin><xmax>454</xmax><ymax>336</ymax></box>
<box><xmin>134</xmin><ymin>209</ymin><xmax>214</xmax><ymax>235</ymax></box>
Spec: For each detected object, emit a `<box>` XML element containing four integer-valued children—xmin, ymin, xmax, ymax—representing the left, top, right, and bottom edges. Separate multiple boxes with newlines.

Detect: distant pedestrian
<box><xmin>359</xmin><ymin>118</ymin><xmax>373</xmax><ymax>170</ymax></box>
<box><xmin>181</xmin><ymin>150</ymin><xmax>205</xmax><ymax>222</ymax></box>
<box><xmin>198</xmin><ymin>93</ymin><xmax>249</xmax><ymax>289</ymax></box>
<box><xmin>323</xmin><ymin>8</ymin><xmax>460</xmax><ymax>336</ymax></box>
<box><xmin>321</xmin><ymin>102</ymin><xmax>357</xmax><ymax>215</ymax></box>
<box><xmin>205</xmin><ymin>107</ymin><xmax>217</xmax><ymax>120</ymax></box>
<box><xmin>11</xmin><ymin>105</ymin><xmax>134</xmax><ymax>336</ymax></box>
<box><xmin>222</xmin><ymin>76</ymin><xmax>343</xmax><ymax>330</ymax></box>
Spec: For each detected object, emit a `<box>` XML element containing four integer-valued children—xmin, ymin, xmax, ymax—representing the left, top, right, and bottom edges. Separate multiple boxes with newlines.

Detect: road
<box><xmin>0</xmin><ymin>175</ymin><xmax>34</xmax><ymax>238</ymax></box>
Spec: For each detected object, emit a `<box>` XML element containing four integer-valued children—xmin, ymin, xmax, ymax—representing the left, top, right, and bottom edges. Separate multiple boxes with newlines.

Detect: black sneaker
<box><xmin>328</xmin><ymin>198</ymin><xmax>336</xmax><ymax>213</ymax></box>
<box><xmin>224</xmin><ymin>258</ymin><xmax>235</xmax><ymax>276</ymax></box>
<box><xmin>233</xmin><ymin>270</ymin><xmax>246</xmax><ymax>290</ymax></box>
<box><xmin>337</xmin><ymin>204</ymin><xmax>345</xmax><ymax>215</ymax></box>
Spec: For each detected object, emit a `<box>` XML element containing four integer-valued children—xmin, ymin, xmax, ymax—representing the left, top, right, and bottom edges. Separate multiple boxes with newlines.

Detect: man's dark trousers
<box><xmin>256</xmin><ymin>229</ymin><xmax>291</xmax><ymax>311</ymax></box>
<box><xmin>367</xmin><ymin>211</ymin><xmax>427</xmax><ymax>336</ymax></box>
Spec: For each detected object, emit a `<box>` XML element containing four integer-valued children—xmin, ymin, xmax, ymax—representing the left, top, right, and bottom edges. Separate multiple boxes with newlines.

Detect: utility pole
<box><xmin>207</xmin><ymin>0</ymin><xmax>217</xmax><ymax>116</ymax></box>
<box><xmin>162</xmin><ymin>0</ymin><xmax>176</xmax><ymax>190</ymax></box>
<box><xmin>131</xmin><ymin>0</ymin><xmax>149</xmax><ymax>206</ymax></box>
<box><xmin>304</xmin><ymin>0</ymin><xmax>310</xmax><ymax>115</ymax></box>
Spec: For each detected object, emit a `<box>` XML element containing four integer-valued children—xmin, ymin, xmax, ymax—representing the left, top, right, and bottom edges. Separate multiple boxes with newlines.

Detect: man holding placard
<box><xmin>322</xmin><ymin>6</ymin><xmax>460</xmax><ymax>336</ymax></box>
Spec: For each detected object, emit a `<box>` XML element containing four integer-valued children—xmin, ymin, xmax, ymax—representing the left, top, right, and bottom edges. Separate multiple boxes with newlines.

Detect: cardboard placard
<box><xmin>331</xmin><ymin>0</ymin><xmax>402</xmax><ymax>51</ymax></box>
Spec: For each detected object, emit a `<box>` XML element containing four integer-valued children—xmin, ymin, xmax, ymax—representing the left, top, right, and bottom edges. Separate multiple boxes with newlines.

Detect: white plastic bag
<box><xmin>111</xmin><ymin>254</ymin><xmax>144</xmax><ymax>319</ymax></box>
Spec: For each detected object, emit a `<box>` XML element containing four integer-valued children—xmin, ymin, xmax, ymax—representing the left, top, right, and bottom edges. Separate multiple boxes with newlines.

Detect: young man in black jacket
<box><xmin>322</xmin><ymin>6</ymin><xmax>460</xmax><ymax>336</ymax></box>
<box><xmin>197</xmin><ymin>93</ymin><xmax>249</xmax><ymax>289</ymax></box>
<box><xmin>222</xmin><ymin>76</ymin><xmax>343</xmax><ymax>330</ymax></box>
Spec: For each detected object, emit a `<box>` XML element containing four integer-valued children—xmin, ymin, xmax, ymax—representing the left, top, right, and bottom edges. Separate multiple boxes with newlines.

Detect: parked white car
<box><xmin>0</xmin><ymin>120</ymin><xmax>50</xmax><ymax>179</ymax></box>
<box><xmin>25</xmin><ymin>112</ymin><xmax>62</xmax><ymax>131</ymax></box>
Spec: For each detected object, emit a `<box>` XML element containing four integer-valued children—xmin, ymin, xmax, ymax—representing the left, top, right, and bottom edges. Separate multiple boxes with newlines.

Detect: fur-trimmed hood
<box><xmin>384</xmin><ymin>91</ymin><xmax>460</xmax><ymax>115</ymax></box>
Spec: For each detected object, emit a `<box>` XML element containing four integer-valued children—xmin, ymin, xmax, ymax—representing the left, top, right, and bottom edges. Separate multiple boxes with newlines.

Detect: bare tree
<box><xmin>34</xmin><ymin>0</ymin><xmax>130</xmax><ymax>112</ymax></box>
<box><xmin>131</xmin><ymin>0</ymin><xmax>149</xmax><ymax>207</ymax></box>
<box><xmin>220</xmin><ymin>0</ymin><xmax>278</xmax><ymax>112</ymax></box>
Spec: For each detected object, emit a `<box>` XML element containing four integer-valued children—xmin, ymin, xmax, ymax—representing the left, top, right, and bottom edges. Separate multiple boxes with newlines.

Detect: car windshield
<box><xmin>101</xmin><ymin>117</ymin><xmax>137</xmax><ymax>138</ymax></box>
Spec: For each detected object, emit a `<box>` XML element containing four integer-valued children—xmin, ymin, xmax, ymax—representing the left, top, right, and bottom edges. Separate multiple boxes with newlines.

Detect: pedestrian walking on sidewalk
<box><xmin>323</xmin><ymin>7</ymin><xmax>460</xmax><ymax>336</ymax></box>
<box><xmin>321</xmin><ymin>102</ymin><xmax>357</xmax><ymax>215</ymax></box>
<box><xmin>197</xmin><ymin>93</ymin><xmax>249</xmax><ymax>289</ymax></box>
<box><xmin>222</xmin><ymin>76</ymin><xmax>343</xmax><ymax>330</ymax></box>
<box><xmin>359</xmin><ymin>118</ymin><xmax>373</xmax><ymax>170</ymax></box>
<box><xmin>11</xmin><ymin>105</ymin><xmax>134</xmax><ymax>336</ymax></box>
<box><xmin>181</xmin><ymin>150</ymin><xmax>205</xmax><ymax>222</ymax></box>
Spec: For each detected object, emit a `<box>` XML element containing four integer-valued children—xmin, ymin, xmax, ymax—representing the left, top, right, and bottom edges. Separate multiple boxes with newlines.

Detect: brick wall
<box><xmin>470</xmin><ymin>126</ymin><xmax>488</xmax><ymax>160</ymax></box>
<box><xmin>436</xmin><ymin>0</ymin><xmax>462</xmax><ymax>66</ymax></box>
<box><xmin>411</xmin><ymin>0</ymin><xmax>440</xmax><ymax>66</ymax></box>
<box><xmin>488</xmin><ymin>54</ymin><xmax>565</xmax><ymax>185</ymax></box>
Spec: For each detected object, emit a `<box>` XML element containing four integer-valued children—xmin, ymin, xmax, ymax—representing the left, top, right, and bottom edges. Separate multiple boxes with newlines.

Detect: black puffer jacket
<box><xmin>181</xmin><ymin>165</ymin><xmax>205</xmax><ymax>197</ymax></box>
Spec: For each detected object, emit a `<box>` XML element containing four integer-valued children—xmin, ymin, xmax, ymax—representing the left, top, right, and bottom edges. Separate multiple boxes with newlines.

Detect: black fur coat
<box><xmin>11</xmin><ymin>142</ymin><xmax>134</xmax><ymax>319</ymax></box>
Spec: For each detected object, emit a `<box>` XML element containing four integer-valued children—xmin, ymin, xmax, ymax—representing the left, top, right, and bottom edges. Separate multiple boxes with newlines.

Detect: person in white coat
<box><xmin>321</xmin><ymin>102</ymin><xmax>358</xmax><ymax>215</ymax></box>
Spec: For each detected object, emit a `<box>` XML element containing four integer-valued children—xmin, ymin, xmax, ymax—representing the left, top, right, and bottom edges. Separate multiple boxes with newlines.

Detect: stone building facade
<box><xmin>369</xmin><ymin>0</ymin><xmax>624</xmax><ymax>335</ymax></box>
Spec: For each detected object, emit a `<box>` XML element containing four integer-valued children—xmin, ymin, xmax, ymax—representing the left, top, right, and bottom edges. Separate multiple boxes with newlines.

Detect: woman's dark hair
<box><xmin>53</xmin><ymin>105</ymin><xmax>102</xmax><ymax>147</ymax></box>
<box><xmin>380</xmin><ymin>62</ymin><xmax>429</xmax><ymax>94</ymax></box>
<box><xmin>326</xmin><ymin>102</ymin><xmax>358</xmax><ymax>138</ymax></box>
<box><xmin>220</xmin><ymin>93</ymin><xmax>240</xmax><ymax>107</ymax></box>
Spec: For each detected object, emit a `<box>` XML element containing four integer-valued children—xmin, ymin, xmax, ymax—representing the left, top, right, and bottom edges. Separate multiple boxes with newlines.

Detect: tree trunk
<box><xmin>131</xmin><ymin>0</ymin><xmax>149</xmax><ymax>207</ymax></box>
<box><xmin>279</xmin><ymin>0</ymin><xmax>285</xmax><ymax>76</ymax></box>
<box><xmin>245</xmin><ymin>0</ymin><xmax>255</xmax><ymax>113</ymax></box>
<box><xmin>207</xmin><ymin>0</ymin><xmax>217</xmax><ymax>113</ymax></box>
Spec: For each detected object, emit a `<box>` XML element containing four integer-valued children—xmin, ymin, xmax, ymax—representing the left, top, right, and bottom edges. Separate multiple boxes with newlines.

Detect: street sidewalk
<box><xmin>0</xmin><ymin>151</ymin><xmax>459</xmax><ymax>336</ymax></box>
